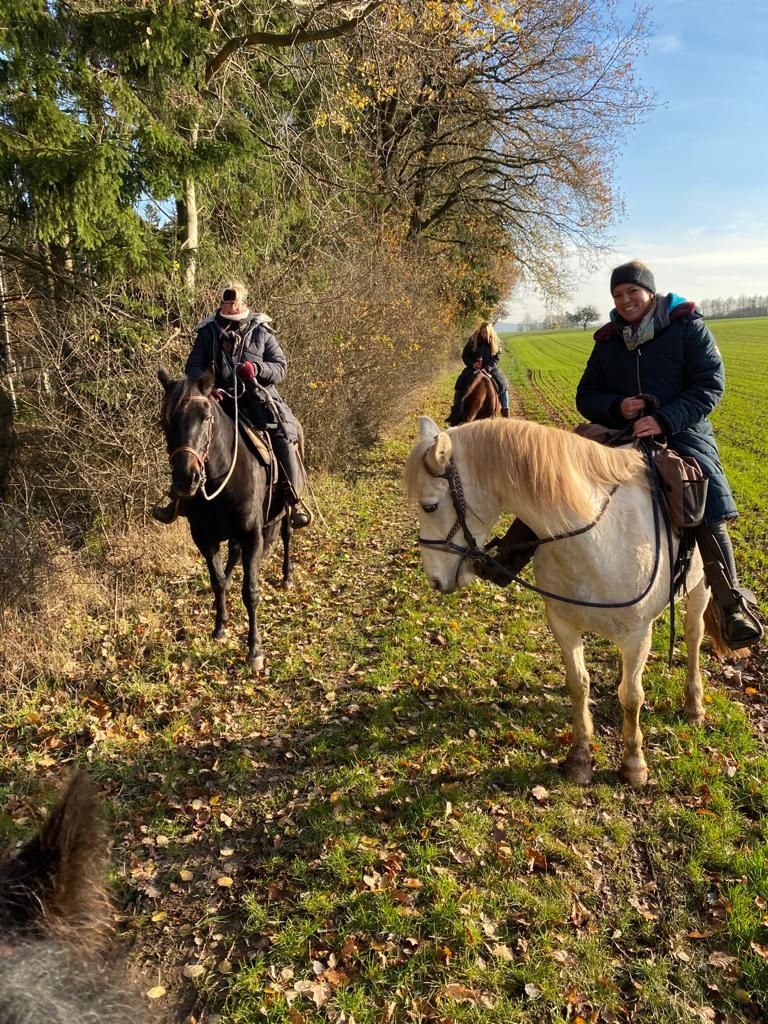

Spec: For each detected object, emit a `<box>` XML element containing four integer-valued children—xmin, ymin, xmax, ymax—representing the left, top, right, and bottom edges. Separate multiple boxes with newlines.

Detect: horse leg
<box><xmin>202</xmin><ymin>544</ymin><xmax>230</xmax><ymax>640</ymax></box>
<box><xmin>547</xmin><ymin>611</ymin><xmax>594</xmax><ymax>784</ymax></box>
<box><xmin>280</xmin><ymin>514</ymin><xmax>293</xmax><ymax>588</ymax></box>
<box><xmin>617</xmin><ymin>628</ymin><xmax>653</xmax><ymax>786</ymax></box>
<box><xmin>683</xmin><ymin>578</ymin><xmax>709</xmax><ymax>724</ymax></box>
<box><xmin>241</xmin><ymin>534</ymin><xmax>265</xmax><ymax>674</ymax></box>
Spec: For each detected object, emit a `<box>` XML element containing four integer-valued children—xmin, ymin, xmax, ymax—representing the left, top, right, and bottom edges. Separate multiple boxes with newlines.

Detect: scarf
<box><xmin>612</xmin><ymin>295</ymin><xmax>671</xmax><ymax>351</ymax></box>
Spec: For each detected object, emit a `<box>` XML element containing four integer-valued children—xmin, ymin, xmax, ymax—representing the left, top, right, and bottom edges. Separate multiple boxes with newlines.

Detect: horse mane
<box><xmin>406</xmin><ymin>418</ymin><xmax>646</xmax><ymax>527</ymax></box>
<box><xmin>455</xmin><ymin>418</ymin><xmax>646</xmax><ymax>525</ymax></box>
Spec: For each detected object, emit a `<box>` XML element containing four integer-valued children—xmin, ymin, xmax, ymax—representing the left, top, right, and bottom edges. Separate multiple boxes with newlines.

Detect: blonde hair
<box><xmin>470</xmin><ymin>320</ymin><xmax>501</xmax><ymax>357</ymax></box>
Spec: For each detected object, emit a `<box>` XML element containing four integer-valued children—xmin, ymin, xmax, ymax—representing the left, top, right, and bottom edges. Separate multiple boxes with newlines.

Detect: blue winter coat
<box><xmin>575</xmin><ymin>295</ymin><xmax>736</xmax><ymax>523</ymax></box>
<box><xmin>185</xmin><ymin>312</ymin><xmax>299</xmax><ymax>441</ymax></box>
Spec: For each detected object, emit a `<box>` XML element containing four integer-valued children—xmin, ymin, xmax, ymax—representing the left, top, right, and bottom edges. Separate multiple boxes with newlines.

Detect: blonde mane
<box><xmin>455</xmin><ymin>419</ymin><xmax>645</xmax><ymax>524</ymax></box>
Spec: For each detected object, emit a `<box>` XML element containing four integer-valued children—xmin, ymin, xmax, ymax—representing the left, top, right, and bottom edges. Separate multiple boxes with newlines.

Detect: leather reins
<box><xmin>418</xmin><ymin>448</ymin><xmax>669</xmax><ymax>613</ymax></box>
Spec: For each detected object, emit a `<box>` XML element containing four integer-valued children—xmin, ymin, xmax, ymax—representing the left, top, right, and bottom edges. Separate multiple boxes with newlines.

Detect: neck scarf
<box><xmin>611</xmin><ymin>294</ymin><xmax>672</xmax><ymax>351</ymax></box>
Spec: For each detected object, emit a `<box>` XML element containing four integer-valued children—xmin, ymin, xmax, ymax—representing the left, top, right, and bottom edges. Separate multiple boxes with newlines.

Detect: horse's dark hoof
<box><xmin>563</xmin><ymin>747</ymin><xmax>593</xmax><ymax>786</ymax></box>
<box><xmin>280</xmin><ymin>577</ymin><xmax>293</xmax><ymax>590</ymax></box>
<box><xmin>250</xmin><ymin>655</ymin><xmax>266</xmax><ymax>676</ymax></box>
<box><xmin>212</xmin><ymin>626</ymin><xmax>227</xmax><ymax>641</ymax></box>
<box><xmin>684</xmin><ymin>706</ymin><xmax>705</xmax><ymax>726</ymax></box>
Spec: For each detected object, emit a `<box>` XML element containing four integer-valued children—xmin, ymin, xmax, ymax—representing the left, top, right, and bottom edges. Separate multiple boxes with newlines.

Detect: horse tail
<box><xmin>703</xmin><ymin>596</ymin><xmax>750</xmax><ymax>659</ymax></box>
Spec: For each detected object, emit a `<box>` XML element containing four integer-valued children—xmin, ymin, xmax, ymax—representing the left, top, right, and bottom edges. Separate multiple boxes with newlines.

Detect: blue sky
<box><xmin>505</xmin><ymin>0</ymin><xmax>768</xmax><ymax>322</ymax></box>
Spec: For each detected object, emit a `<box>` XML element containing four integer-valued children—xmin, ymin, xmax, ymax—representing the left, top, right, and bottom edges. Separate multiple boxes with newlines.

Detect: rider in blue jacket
<box><xmin>448</xmin><ymin>321</ymin><xmax>510</xmax><ymax>424</ymax></box>
<box><xmin>153</xmin><ymin>282</ymin><xmax>310</xmax><ymax>528</ymax></box>
<box><xmin>477</xmin><ymin>260</ymin><xmax>762</xmax><ymax>649</ymax></box>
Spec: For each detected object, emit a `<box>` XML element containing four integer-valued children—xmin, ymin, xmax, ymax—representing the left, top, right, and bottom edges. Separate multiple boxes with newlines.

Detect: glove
<box><xmin>213</xmin><ymin>388</ymin><xmax>226</xmax><ymax>402</ymax></box>
<box><xmin>473</xmin><ymin>358</ymin><xmax>483</xmax><ymax>369</ymax></box>
<box><xmin>237</xmin><ymin>361</ymin><xmax>256</xmax><ymax>383</ymax></box>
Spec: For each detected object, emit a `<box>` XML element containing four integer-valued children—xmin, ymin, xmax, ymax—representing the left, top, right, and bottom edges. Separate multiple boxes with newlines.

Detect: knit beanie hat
<box><xmin>219</xmin><ymin>281</ymin><xmax>250</xmax><ymax>321</ymax></box>
<box><xmin>609</xmin><ymin>261</ymin><xmax>656</xmax><ymax>295</ymax></box>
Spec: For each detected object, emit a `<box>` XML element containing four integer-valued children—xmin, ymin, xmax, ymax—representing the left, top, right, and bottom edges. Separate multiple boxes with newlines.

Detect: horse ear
<box><xmin>198</xmin><ymin>366</ymin><xmax>216</xmax><ymax>396</ymax></box>
<box><xmin>425</xmin><ymin>430</ymin><xmax>453</xmax><ymax>475</ymax></box>
<box><xmin>417</xmin><ymin>416</ymin><xmax>439</xmax><ymax>441</ymax></box>
<box><xmin>158</xmin><ymin>365</ymin><xmax>172</xmax><ymax>390</ymax></box>
<box><xmin>0</xmin><ymin>772</ymin><xmax>107</xmax><ymax>942</ymax></box>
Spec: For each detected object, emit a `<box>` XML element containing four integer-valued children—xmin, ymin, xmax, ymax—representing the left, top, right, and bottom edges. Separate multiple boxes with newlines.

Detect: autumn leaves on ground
<box><xmin>3</xmin><ymin>345</ymin><xmax>768</xmax><ymax>1024</ymax></box>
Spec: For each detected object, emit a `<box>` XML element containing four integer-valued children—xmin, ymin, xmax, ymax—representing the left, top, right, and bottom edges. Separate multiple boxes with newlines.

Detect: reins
<box><xmin>418</xmin><ymin>445</ymin><xmax>675</xmax><ymax>630</ymax></box>
<box><xmin>167</xmin><ymin>381</ymin><xmax>240</xmax><ymax>501</ymax></box>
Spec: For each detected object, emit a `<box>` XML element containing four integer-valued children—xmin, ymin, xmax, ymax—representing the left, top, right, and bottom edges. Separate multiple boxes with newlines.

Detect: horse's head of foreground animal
<box><xmin>158</xmin><ymin>365</ymin><xmax>217</xmax><ymax>498</ymax></box>
<box><xmin>406</xmin><ymin>416</ymin><xmax>497</xmax><ymax>594</ymax></box>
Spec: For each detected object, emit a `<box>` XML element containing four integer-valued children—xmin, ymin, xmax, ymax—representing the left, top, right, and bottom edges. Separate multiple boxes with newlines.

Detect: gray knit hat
<box><xmin>609</xmin><ymin>261</ymin><xmax>656</xmax><ymax>295</ymax></box>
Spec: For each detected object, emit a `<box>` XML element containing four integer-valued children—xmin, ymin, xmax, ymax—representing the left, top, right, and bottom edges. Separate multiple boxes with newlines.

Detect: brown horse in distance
<box><xmin>448</xmin><ymin>370</ymin><xmax>500</xmax><ymax>425</ymax></box>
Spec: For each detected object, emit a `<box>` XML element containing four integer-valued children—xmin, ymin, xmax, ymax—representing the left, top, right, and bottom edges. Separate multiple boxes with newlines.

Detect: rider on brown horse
<box><xmin>448</xmin><ymin>321</ymin><xmax>510</xmax><ymax>425</ymax></box>
<box><xmin>153</xmin><ymin>282</ymin><xmax>310</xmax><ymax>528</ymax></box>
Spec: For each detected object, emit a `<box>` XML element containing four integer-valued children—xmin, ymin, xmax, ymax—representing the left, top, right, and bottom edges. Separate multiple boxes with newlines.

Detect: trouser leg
<box><xmin>499</xmin><ymin>388</ymin><xmax>510</xmax><ymax>415</ymax></box>
<box><xmin>448</xmin><ymin>387</ymin><xmax>464</xmax><ymax>426</ymax></box>
<box><xmin>270</xmin><ymin>429</ymin><xmax>311</xmax><ymax>528</ymax></box>
<box><xmin>473</xmin><ymin>518</ymin><xmax>539</xmax><ymax>586</ymax></box>
<box><xmin>693</xmin><ymin>521</ymin><xmax>763</xmax><ymax>648</ymax></box>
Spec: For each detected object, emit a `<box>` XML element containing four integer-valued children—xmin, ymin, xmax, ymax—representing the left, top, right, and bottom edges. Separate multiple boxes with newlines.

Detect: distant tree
<box><xmin>574</xmin><ymin>305</ymin><xmax>600</xmax><ymax>330</ymax></box>
<box><xmin>565</xmin><ymin>311</ymin><xmax>581</xmax><ymax>327</ymax></box>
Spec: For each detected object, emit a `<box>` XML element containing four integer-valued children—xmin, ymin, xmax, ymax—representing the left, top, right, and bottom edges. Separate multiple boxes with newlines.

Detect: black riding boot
<box><xmin>473</xmin><ymin>518</ymin><xmax>539</xmax><ymax>587</ymax></box>
<box><xmin>694</xmin><ymin>521</ymin><xmax>763</xmax><ymax>649</ymax></box>
<box><xmin>447</xmin><ymin>388</ymin><xmax>464</xmax><ymax>427</ymax></box>
<box><xmin>151</xmin><ymin>493</ymin><xmax>185</xmax><ymax>524</ymax></box>
<box><xmin>271</xmin><ymin>431</ymin><xmax>311</xmax><ymax>529</ymax></box>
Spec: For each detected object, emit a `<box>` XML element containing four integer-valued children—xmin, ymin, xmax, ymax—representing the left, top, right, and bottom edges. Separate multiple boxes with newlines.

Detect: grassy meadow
<box><xmin>1</xmin><ymin>320</ymin><xmax>767</xmax><ymax>1023</ymax></box>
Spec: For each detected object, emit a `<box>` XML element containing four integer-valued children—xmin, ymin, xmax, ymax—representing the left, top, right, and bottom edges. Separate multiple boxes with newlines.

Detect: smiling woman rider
<box><xmin>575</xmin><ymin>260</ymin><xmax>762</xmax><ymax>649</ymax></box>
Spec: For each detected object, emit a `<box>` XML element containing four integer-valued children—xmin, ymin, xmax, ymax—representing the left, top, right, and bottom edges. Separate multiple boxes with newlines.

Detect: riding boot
<box><xmin>473</xmin><ymin>518</ymin><xmax>539</xmax><ymax>587</ymax></box>
<box><xmin>447</xmin><ymin>388</ymin><xmax>464</xmax><ymax>427</ymax></box>
<box><xmin>151</xmin><ymin>494</ymin><xmax>185</xmax><ymax>524</ymax></box>
<box><xmin>693</xmin><ymin>521</ymin><xmax>763</xmax><ymax>649</ymax></box>
<box><xmin>501</xmin><ymin>408</ymin><xmax>510</xmax><ymax>418</ymax></box>
<box><xmin>271</xmin><ymin>431</ymin><xmax>312</xmax><ymax>529</ymax></box>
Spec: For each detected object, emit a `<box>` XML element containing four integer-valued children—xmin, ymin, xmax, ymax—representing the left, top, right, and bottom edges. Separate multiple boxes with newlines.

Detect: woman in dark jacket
<box><xmin>448</xmin><ymin>321</ymin><xmax>510</xmax><ymax>424</ymax></box>
<box><xmin>153</xmin><ymin>281</ymin><xmax>310</xmax><ymax>528</ymax></box>
<box><xmin>575</xmin><ymin>260</ymin><xmax>761</xmax><ymax>648</ymax></box>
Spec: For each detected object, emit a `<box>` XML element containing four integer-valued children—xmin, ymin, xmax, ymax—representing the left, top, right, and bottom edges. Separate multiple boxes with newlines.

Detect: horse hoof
<box><xmin>619</xmin><ymin>762</ymin><xmax>649</xmax><ymax>787</ymax></box>
<box><xmin>212</xmin><ymin>627</ymin><xmax>227</xmax><ymax>641</ymax></box>
<box><xmin>250</xmin><ymin>655</ymin><xmax>266</xmax><ymax>676</ymax></box>
<box><xmin>280</xmin><ymin>577</ymin><xmax>293</xmax><ymax>590</ymax></box>
<box><xmin>684</xmin><ymin>707</ymin><xmax>705</xmax><ymax>726</ymax></box>
<box><xmin>563</xmin><ymin>749</ymin><xmax>593</xmax><ymax>786</ymax></box>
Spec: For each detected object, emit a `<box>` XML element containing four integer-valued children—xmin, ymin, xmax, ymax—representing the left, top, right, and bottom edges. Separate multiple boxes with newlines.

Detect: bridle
<box><xmin>166</xmin><ymin>389</ymin><xmax>239</xmax><ymax>501</ymax></box>
<box><xmin>168</xmin><ymin>395</ymin><xmax>213</xmax><ymax>485</ymax></box>
<box><xmin>418</xmin><ymin>451</ymin><xmax>667</xmax><ymax>612</ymax></box>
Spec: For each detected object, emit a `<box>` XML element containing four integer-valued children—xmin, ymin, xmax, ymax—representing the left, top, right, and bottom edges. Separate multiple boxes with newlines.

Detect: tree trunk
<box><xmin>0</xmin><ymin>259</ymin><xmax>17</xmax><ymax>499</ymax></box>
<box><xmin>179</xmin><ymin>125</ymin><xmax>200</xmax><ymax>296</ymax></box>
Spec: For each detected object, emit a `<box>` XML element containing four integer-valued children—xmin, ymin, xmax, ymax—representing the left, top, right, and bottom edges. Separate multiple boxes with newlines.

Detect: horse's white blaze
<box><xmin>406</xmin><ymin>417</ymin><xmax>710</xmax><ymax>783</ymax></box>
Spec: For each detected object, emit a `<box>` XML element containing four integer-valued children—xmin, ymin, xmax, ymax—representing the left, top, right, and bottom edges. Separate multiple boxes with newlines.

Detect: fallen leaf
<box><xmin>146</xmin><ymin>985</ymin><xmax>167</xmax><ymax>1000</ymax></box>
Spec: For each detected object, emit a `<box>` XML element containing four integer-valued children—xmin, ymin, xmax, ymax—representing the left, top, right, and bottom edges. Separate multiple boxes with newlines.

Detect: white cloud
<box><xmin>504</xmin><ymin>235</ymin><xmax>768</xmax><ymax>323</ymax></box>
<box><xmin>648</xmin><ymin>33</ymin><xmax>682</xmax><ymax>53</ymax></box>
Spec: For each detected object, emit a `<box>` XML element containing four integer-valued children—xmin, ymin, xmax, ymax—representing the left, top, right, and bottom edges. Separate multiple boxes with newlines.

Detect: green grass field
<box><xmin>1</xmin><ymin>320</ymin><xmax>767</xmax><ymax>1023</ymax></box>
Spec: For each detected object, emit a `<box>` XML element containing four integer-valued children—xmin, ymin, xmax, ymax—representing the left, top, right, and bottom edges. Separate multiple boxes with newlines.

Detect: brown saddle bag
<box><xmin>574</xmin><ymin>423</ymin><xmax>708</xmax><ymax>529</ymax></box>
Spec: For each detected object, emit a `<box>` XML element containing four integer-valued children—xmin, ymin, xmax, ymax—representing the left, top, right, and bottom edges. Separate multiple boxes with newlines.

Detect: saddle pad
<box><xmin>239</xmin><ymin>421</ymin><xmax>276</xmax><ymax>471</ymax></box>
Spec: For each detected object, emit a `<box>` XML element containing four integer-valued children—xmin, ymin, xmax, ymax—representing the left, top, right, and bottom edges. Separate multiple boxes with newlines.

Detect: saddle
<box><xmin>573</xmin><ymin>422</ymin><xmax>708</xmax><ymax>530</ymax></box>
<box><xmin>237</xmin><ymin>418</ymin><xmax>284</xmax><ymax>523</ymax></box>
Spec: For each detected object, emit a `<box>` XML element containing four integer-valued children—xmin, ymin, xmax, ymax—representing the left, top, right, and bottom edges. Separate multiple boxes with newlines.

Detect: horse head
<box><xmin>158</xmin><ymin>366</ymin><xmax>217</xmax><ymax>498</ymax></box>
<box><xmin>405</xmin><ymin>416</ymin><xmax>497</xmax><ymax>593</ymax></box>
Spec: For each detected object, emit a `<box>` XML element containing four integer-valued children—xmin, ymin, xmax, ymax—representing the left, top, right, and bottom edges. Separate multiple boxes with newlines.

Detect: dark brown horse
<box><xmin>448</xmin><ymin>370</ymin><xmax>500</xmax><ymax>425</ymax></box>
<box><xmin>158</xmin><ymin>367</ymin><xmax>294</xmax><ymax>672</ymax></box>
<box><xmin>0</xmin><ymin>773</ymin><xmax>141</xmax><ymax>1024</ymax></box>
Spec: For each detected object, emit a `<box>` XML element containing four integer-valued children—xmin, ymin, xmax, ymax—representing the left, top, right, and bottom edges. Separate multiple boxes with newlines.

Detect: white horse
<box><xmin>406</xmin><ymin>416</ymin><xmax>720</xmax><ymax>786</ymax></box>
